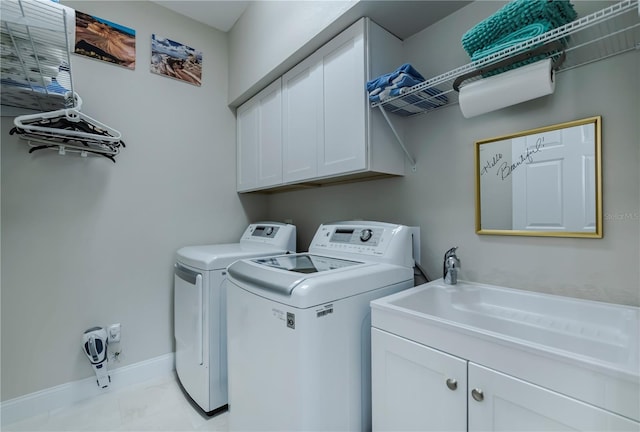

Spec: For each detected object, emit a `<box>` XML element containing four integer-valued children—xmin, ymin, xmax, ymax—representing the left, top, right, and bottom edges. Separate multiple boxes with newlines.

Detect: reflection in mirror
<box><xmin>475</xmin><ymin>116</ymin><xmax>602</xmax><ymax>238</ymax></box>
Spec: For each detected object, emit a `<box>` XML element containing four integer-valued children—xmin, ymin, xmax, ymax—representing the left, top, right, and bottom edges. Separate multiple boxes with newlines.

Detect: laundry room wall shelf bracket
<box><xmin>377</xmin><ymin>106</ymin><xmax>416</xmax><ymax>167</ymax></box>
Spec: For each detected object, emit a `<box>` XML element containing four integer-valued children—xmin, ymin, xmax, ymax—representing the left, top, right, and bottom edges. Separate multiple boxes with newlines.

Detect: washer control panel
<box><xmin>239</xmin><ymin>222</ymin><xmax>297</xmax><ymax>252</ymax></box>
<box><xmin>309</xmin><ymin>222</ymin><xmax>416</xmax><ymax>271</ymax></box>
<box><xmin>251</xmin><ymin>225</ymin><xmax>279</xmax><ymax>238</ymax></box>
<box><xmin>329</xmin><ymin>227</ymin><xmax>382</xmax><ymax>248</ymax></box>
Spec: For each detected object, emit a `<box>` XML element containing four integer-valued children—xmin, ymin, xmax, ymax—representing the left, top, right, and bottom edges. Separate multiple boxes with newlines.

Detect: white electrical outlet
<box><xmin>108</xmin><ymin>323</ymin><xmax>121</xmax><ymax>343</ymax></box>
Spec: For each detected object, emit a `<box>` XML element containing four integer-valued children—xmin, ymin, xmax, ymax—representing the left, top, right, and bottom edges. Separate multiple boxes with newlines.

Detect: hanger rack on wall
<box><xmin>372</xmin><ymin>0</ymin><xmax>640</xmax><ymax>118</ymax></box>
<box><xmin>1</xmin><ymin>0</ymin><xmax>76</xmax><ymax>113</ymax></box>
<box><xmin>9</xmin><ymin>93</ymin><xmax>125</xmax><ymax>162</ymax></box>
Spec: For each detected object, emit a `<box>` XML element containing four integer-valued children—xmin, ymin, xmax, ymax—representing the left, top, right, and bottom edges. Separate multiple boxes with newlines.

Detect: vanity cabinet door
<box><xmin>468</xmin><ymin>363</ymin><xmax>639</xmax><ymax>431</ymax></box>
<box><xmin>372</xmin><ymin>328</ymin><xmax>467</xmax><ymax>432</ymax></box>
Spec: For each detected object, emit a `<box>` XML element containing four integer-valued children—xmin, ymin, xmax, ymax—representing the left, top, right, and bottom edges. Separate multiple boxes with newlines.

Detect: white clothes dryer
<box><xmin>226</xmin><ymin>221</ymin><xmax>419</xmax><ymax>431</ymax></box>
<box><xmin>174</xmin><ymin>222</ymin><xmax>296</xmax><ymax>414</ymax></box>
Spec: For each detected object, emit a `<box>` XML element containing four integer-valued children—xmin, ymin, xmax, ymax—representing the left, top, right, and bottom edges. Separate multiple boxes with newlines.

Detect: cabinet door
<box><xmin>236</xmin><ymin>79</ymin><xmax>283</xmax><ymax>192</ymax></box>
<box><xmin>319</xmin><ymin>18</ymin><xmax>367</xmax><ymax>177</ymax></box>
<box><xmin>282</xmin><ymin>57</ymin><xmax>323</xmax><ymax>183</ymax></box>
<box><xmin>236</xmin><ymin>97</ymin><xmax>259</xmax><ymax>191</ymax></box>
<box><xmin>468</xmin><ymin>363</ymin><xmax>639</xmax><ymax>431</ymax></box>
<box><xmin>371</xmin><ymin>329</ymin><xmax>467</xmax><ymax>432</ymax></box>
<box><xmin>256</xmin><ymin>80</ymin><xmax>283</xmax><ymax>188</ymax></box>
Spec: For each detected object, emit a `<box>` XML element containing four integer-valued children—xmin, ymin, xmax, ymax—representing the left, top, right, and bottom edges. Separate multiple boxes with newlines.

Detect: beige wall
<box><xmin>266</xmin><ymin>1</ymin><xmax>640</xmax><ymax>306</ymax></box>
<box><xmin>0</xmin><ymin>1</ymin><xmax>266</xmax><ymax>400</ymax></box>
<box><xmin>228</xmin><ymin>0</ymin><xmax>357</xmax><ymax>106</ymax></box>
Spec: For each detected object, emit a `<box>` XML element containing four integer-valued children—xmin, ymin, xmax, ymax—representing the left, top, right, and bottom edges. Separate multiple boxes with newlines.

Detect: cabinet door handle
<box><xmin>445</xmin><ymin>378</ymin><xmax>458</xmax><ymax>391</ymax></box>
<box><xmin>471</xmin><ymin>388</ymin><xmax>484</xmax><ymax>402</ymax></box>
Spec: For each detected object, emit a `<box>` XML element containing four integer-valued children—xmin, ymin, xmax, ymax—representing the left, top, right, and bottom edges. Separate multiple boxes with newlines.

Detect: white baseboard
<box><xmin>1</xmin><ymin>352</ymin><xmax>175</xmax><ymax>427</ymax></box>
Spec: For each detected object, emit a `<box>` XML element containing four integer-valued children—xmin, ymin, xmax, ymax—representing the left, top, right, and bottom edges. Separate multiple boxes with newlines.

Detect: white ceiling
<box><xmin>150</xmin><ymin>1</ymin><xmax>250</xmax><ymax>33</ymax></box>
<box><xmin>354</xmin><ymin>1</ymin><xmax>471</xmax><ymax>40</ymax></box>
<box><xmin>150</xmin><ymin>1</ymin><xmax>470</xmax><ymax>40</ymax></box>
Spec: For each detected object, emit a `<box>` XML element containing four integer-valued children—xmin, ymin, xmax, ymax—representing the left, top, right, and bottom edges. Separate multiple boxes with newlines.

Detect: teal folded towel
<box><xmin>461</xmin><ymin>0</ymin><xmax>577</xmax><ymax>57</ymax></box>
<box><xmin>471</xmin><ymin>20</ymin><xmax>567</xmax><ymax>77</ymax></box>
<box><xmin>470</xmin><ymin>21</ymin><xmax>553</xmax><ymax>62</ymax></box>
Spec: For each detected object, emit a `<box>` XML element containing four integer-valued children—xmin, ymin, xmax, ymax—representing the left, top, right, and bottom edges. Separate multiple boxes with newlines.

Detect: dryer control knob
<box><xmin>360</xmin><ymin>229</ymin><xmax>373</xmax><ymax>242</ymax></box>
<box><xmin>265</xmin><ymin>227</ymin><xmax>274</xmax><ymax>236</ymax></box>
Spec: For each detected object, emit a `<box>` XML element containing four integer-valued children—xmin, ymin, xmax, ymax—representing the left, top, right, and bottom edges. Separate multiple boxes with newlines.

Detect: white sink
<box><xmin>388</xmin><ymin>280</ymin><xmax>639</xmax><ymax>369</ymax></box>
<box><xmin>371</xmin><ymin>279</ymin><xmax>640</xmax><ymax>421</ymax></box>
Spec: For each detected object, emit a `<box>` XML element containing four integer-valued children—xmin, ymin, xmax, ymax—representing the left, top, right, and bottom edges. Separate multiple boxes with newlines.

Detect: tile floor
<box><xmin>3</xmin><ymin>373</ymin><xmax>228</xmax><ymax>431</ymax></box>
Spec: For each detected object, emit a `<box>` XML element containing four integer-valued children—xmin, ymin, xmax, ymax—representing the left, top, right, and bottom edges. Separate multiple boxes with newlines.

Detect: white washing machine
<box><xmin>174</xmin><ymin>222</ymin><xmax>296</xmax><ymax>414</ymax></box>
<box><xmin>226</xmin><ymin>221</ymin><xmax>419</xmax><ymax>431</ymax></box>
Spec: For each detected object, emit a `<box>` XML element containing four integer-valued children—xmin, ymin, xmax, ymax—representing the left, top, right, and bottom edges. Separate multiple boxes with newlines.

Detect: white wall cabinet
<box><xmin>236</xmin><ymin>79</ymin><xmax>283</xmax><ymax>192</ymax></box>
<box><xmin>236</xmin><ymin>17</ymin><xmax>405</xmax><ymax>192</ymax></box>
<box><xmin>282</xmin><ymin>18</ymin><xmax>369</xmax><ymax>183</ymax></box>
<box><xmin>372</xmin><ymin>328</ymin><xmax>638</xmax><ymax>432</ymax></box>
<box><xmin>282</xmin><ymin>17</ymin><xmax>405</xmax><ymax>185</ymax></box>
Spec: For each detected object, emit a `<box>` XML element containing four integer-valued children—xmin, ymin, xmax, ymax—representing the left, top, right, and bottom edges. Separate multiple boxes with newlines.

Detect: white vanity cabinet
<box><xmin>281</xmin><ymin>17</ymin><xmax>405</xmax><ymax>185</ymax></box>
<box><xmin>468</xmin><ymin>363</ymin><xmax>638</xmax><ymax>431</ymax></box>
<box><xmin>236</xmin><ymin>79</ymin><xmax>283</xmax><ymax>192</ymax></box>
<box><xmin>372</xmin><ymin>328</ymin><xmax>639</xmax><ymax>432</ymax></box>
<box><xmin>371</xmin><ymin>328</ymin><xmax>467</xmax><ymax>431</ymax></box>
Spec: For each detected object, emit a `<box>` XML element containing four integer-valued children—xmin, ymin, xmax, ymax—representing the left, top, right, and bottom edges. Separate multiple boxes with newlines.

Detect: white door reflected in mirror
<box><xmin>475</xmin><ymin>116</ymin><xmax>602</xmax><ymax>238</ymax></box>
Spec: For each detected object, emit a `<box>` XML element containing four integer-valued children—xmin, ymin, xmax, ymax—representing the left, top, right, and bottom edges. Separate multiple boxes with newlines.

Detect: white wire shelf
<box><xmin>1</xmin><ymin>0</ymin><xmax>76</xmax><ymax>112</ymax></box>
<box><xmin>372</xmin><ymin>0</ymin><xmax>640</xmax><ymax>117</ymax></box>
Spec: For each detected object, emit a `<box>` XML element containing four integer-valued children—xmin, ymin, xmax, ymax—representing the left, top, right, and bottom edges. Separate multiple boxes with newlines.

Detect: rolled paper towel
<box><xmin>458</xmin><ymin>58</ymin><xmax>555</xmax><ymax>118</ymax></box>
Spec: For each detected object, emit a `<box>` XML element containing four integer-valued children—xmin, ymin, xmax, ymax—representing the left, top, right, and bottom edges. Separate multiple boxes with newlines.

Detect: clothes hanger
<box><xmin>10</xmin><ymin>125</ymin><xmax>123</xmax><ymax>149</ymax></box>
<box><xmin>13</xmin><ymin>100</ymin><xmax>123</xmax><ymax>145</ymax></box>
<box><xmin>10</xmin><ymin>92</ymin><xmax>125</xmax><ymax>161</ymax></box>
<box><xmin>27</xmin><ymin>143</ymin><xmax>117</xmax><ymax>163</ymax></box>
<box><xmin>19</xmin><ymin>116</ymin><xmax>109</xmax><ymax>136</ymax></box>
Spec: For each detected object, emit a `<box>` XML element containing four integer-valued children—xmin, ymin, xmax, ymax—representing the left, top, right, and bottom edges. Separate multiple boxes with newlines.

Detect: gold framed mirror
<box><xmin>475</xmin><ymin>116</ymin><xmax>602</xmax><ymax>238</ymax></box>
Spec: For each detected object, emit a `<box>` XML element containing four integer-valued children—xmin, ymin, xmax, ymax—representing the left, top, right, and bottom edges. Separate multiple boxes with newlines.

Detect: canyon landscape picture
<box><xmin>75</xmin><ymin>11</ymin><xmax>136</xmax><ymax>70</ymax></box>
<box><xmin>151</xmin><ymin>34</ymin><xmax>202</xmax><ymax>86</ymax></box>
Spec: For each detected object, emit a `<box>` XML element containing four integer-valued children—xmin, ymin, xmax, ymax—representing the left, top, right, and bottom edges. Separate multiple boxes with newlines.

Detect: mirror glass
<box><xmin>475</xmin><ymin>116</ymin><xmax>602</xmax><ymax>238</ymax></box>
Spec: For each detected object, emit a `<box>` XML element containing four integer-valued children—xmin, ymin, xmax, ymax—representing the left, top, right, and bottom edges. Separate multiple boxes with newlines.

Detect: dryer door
<box><xmin>174</xmin><ymin>263</ymin><xmax>209</xmax><ymax>409</ymax></box>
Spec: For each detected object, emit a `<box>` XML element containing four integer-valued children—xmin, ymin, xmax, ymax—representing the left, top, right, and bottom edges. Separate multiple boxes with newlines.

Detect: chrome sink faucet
<box><xmin>443</xmin><ymin>247</ymin><xmax>460</xmax><ymax>285</ymax></box>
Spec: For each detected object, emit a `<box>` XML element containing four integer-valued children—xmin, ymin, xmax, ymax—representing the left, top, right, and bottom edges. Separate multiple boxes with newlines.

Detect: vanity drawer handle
<box><xmin>446</xmin><ymin>378</ymin><xmax>458</xmax><ymax>391</ymax></box>
<box><xmin>471</xmin><ymin>388</ymin><xmax>484</xmax><ymax>402</ymax></box>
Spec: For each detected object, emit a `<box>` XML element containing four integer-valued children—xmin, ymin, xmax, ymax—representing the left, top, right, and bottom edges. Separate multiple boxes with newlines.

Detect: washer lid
<box><xmin>253</xmin><ymin>254</ymin><xmax>361</xmax><ymax>274</ymax></box>
<box><xmin>176</xmin><ymin>243</ymin><xmax>287</xmax><ymax>271</ymax></box>
<box><xmin>227</xmin><ymin>253</ymin><xmax>413</xmax><ymax>308</ymax></box>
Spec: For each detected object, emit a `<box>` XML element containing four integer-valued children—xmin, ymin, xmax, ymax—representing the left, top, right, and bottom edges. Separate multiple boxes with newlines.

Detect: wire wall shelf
<box><xmin>1</xmin><ymin>0</ymin><xmax>76</xmax><ymax>112</ymax></box>
<box><xmin>372</xmin><ymin>0</ymin><xmax>640</xmax><ymax>118</ymax></box>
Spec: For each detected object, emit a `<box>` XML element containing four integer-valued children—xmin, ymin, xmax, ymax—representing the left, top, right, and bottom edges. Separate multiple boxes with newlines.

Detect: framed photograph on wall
<box><xmin>74</xmin><ymin>11</ymin><xmax>136</xmax><ymax>69</ymax></box>
<box><xmin>150</xmin><ymin>35</ymin><xmax>202</xmax><ymax>86</ymax></box>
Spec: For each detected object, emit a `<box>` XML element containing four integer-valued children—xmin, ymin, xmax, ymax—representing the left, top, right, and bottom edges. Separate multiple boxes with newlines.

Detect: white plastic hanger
<box><xmin>11</xmin><ymin>92</ymin><xmax>125</xmax><ymax>160</ymax></box>
<box><xmin>13</xmin><ymin>93</ymin><xmax>122</xmax><ymax>145</ymax></box>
